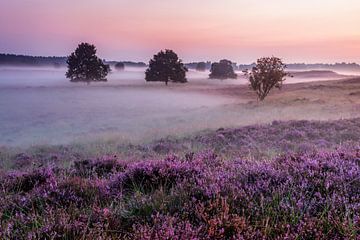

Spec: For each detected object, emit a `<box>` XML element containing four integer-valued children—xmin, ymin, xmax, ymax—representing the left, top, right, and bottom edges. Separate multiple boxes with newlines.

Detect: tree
<box><xmin>196</xmin><ymin>62</ymin><xmax>207</xmax><ymax>71</ymax></box>
<box><xmin>145</xmin><ymin>49</ymin><xmax>188</xmax><ymax>85</ymax></box>
<box><xmin>66</xmin><ymin>43</ymin><xmax>110</xmax><ymax>83</ymax></box>
<box><xmin>243</xmin><ymin>57</ymin><xmax>288</xmax><ymax>101</ymax></box>
<box><xmin>114</xmin><ymin>62</ymin><xmax>125</xmax><ymax>71</ymax></box>
<box><xmin>209</xmin><ymin>59</ymin><xmax>237</xmax><ymax>79</ymax></box>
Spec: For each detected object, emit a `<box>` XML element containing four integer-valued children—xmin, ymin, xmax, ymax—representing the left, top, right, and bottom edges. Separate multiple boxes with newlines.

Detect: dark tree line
<box><xmin>0</xmin><ymin>53</ymin><xmax>66</xmax><ymax>67</ymax></box>
<box><xmin>114</xmin><ymin>62</ymin><xmax>125</xmax><ymax>71</ymax></box>
<box><xmin>106</xmin><ymin>61</ymin><xmax>147</xmax><ymax>68</ymax></box>
<box><xmin>2</xmin><ymin>42</ymin><xmax>289</xmax><ymax>100</ymax></box>
<box><xmin>185</xmin><ymin>61</ymin><xmax>212</xmax><ymax>71</ymax></box>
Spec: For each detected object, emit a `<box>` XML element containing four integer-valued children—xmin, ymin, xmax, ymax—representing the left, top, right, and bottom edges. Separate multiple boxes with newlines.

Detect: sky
<box><xmin>0</xmin><ymin>0</ymin><xmax>360</xmax><ymax>63</ymax></box>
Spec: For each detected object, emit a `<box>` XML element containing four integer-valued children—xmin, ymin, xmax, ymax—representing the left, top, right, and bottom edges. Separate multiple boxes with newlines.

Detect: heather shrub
<box><xmin>0</xmin><ymin>147</ymin><xmax>359</xmax><ymax>239</ymax></box>
<box><xmin>5</xmin><ymin>168</ymin><xmax>54</xmax><ymax>193</ymax></box>
<box><xmin>110</xmin><ymin>157</ymin><xmax>200</xmax><ymax>194</ymax></box>
<box><xmin>133</xmin><ymin>214</ymin><xmax>203</xmax><ymax>240</ymax></box>
<box><xmin>74</xmin><ymin>155</ymin><xmax>126</xmax><ymax>178</ymax></box>
<box><xmin>43</xmin><ymin>176</ymin><xmax>108</xmax><ymax>208</ymax></box>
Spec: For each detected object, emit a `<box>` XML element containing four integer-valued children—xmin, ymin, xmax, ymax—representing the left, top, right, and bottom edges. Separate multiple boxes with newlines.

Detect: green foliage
<box><xmin>66</xmin><ymin>43</ymin><xmax>110</xmax><ymax>83</ymax></box>
<box><xmin>145</xmin><ymin>49</ymin><xmax>188</xmax><ymax>85</ymax></box>
<box><xmin>244</xmin><ymin>57</ymin><xmax>288</xmax><ymax>101</ymax></box>
<box><xmin>209</xmin><ymin>59</ymin><xmax>237</xmax><ymax>79</ymax></box>
<box><xmin>196</xmin><ymin>62</ymin><xmax>207</xmax><ymax>71</ymax></box>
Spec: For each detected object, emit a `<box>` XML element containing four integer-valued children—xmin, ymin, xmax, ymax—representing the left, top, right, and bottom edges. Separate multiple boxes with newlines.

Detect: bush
<box><xmin>244</xmin><ymin>57</ymin><xmax>288</xmax><ymax>101</ymax></box>
<box><xmin>209</xmin><ymin>59</ymin><xmax>237</xmax><ymax>79</ymax></box>
<box><xmin>0</xmin><ymin>147</ymin><xmax>358</xmax><ymax>239</ymax></box>
<box><xmin>196</xmin><ymin>62</ymin><xmax>207</xmax><ymax>71</ymax></box>
<box><xmin>5</xmin><ymin>168</ymin><xmax>54</xmax><ymax>193</ymax></box>
<box><xmin>73</xmin><ymin>156</ymin><xmax>126</xmax><ymax>178</ymax></box>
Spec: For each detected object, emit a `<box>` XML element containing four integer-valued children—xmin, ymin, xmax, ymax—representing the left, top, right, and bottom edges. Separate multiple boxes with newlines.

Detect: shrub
<box><xmin>0</xmin><ymin>148</ymin><xmax>358</xmax><ymax>239</ymax></box>
<box><xmin>110</xmin><ymin>158</ymin><xmax>199</xmax><ymax>194</ymax></box>
<box><xmin>244</xmin><ymin>57</ymin><xmax>289</xmax><ymax>101</ymax></box>
<box><xmin>73</xmin><ymin>156</ymin><xmax>126</xmax><ymax>178</ymax></box>
<box><xmin>5</xmin><ymin>168</ymin><xmax>54</xmax><ymax>193</ymax></box>
<box><xmin>209</xmin><ymin>59</ymin><xmax>237</xmax><ymax>79</ymax></box>
<box><xmin>196</xmin><ymin>62</ymin><xmax>207</xmax><ymax>71</ymax></box>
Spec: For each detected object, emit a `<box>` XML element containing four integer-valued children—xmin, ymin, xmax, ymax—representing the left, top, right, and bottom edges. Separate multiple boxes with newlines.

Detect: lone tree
<box><xmin>66</xmin><ymin>43</ymin><xmax>110</xmax><ymax>83</ymax></box>
<box><xmin>209</xmin><ymin>59</ymin><xmax>237</xmax><ymax>79</ymax></box>
<box><xmin>145</xmin><ymin>49</ymin><xmax>188</xmax><ymax>85</ymax></box>
<box><xmin>196</xmin><ymin>62</ymin><xmax>207</xmax><ymax>71</ymax></box>
<box><xmin>114</xmin><ymin>62</ymin><xmax>125</xmax><ymax>71</ymax></box>
<box><xmin>244</xmin><ymin>57</ymin><xmax>288</xmax><ymax>101</ymax></box>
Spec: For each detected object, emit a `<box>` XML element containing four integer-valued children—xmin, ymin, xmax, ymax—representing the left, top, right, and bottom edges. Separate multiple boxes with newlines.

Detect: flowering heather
<box><xmin>1</xmin><ymin>118</ymin><xmax>360</xmax><ymax>171</ymax></box>
<box><xmin>0</xmin><ymin>147</ymin><xmax>359</xmax><ymax>239</ymax></box>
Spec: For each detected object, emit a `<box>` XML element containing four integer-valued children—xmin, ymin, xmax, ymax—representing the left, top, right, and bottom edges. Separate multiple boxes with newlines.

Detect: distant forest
<box><xmin>0</xmin><ymin>53</ymin><xmax>147</xmax><ymax>68</ymax></box>
<box><xmin>0</xmin><ymin>53</ymin><xmax>67</xmax><ymax>67</ymax></box>
<box><xmin>1</xmin><ymin>53</ymin><xmax>360</xmax><ymax>72</ymax></box>
<box><xmin>186</xmin><ymin>61</ymin><xmax>360</xmax><ymax>72</ymax></box>
<box><xmin>237</xmin><ymin>62</ymin><xmax>360</xmax><ymax>72</ymax></box>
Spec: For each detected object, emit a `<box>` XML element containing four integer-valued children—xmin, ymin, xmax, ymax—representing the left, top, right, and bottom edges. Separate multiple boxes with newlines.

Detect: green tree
<box><xmin>196</xmin><ymin>62</ymin><xmax>207</xmax><ymax>71</ymax></box>
<box><xmin>244</xmin><ymin>57</ymin><xmax>288</xmax><ymax>101</ymax></box>
<box><xmin>209</xmin><ymin>60</ymin><xmax>237</xmax><ymax>79</ymax></box>
<box><xmin>66</xmin><ymin>43</ymin><xmax>110</xmax><ymax>83</ymax></box>
<box><xmin>145</xmin><ymin>50</ymin><xmax>188</xmax><ymax>85</ymax></box>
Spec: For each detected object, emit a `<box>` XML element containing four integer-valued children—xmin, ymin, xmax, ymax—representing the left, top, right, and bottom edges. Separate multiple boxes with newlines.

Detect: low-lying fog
<box><xmin>0</xmin><ymin>66</ymin><xmax>357</xmax><ymax>147</ymax></box>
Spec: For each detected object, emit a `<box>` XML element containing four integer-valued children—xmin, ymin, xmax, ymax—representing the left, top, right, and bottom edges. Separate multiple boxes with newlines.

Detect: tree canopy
<box><xmin>66</xmin><ymin>43</ymin><xmax>110</xmax><ymax>83</ymax></box>
<box><xmin>145</xmin><ymin>49</ymin><xmax>188</xmax><ymax>85</ymax></box>
<box><xmin>114</xmin><ymin>62</ymin><xmax>125</xmax><ymax>71</ymax></box>
<box><xmin>196</xmin><ymin>62</ymin><xmax>207</xmax><ymax>71</ymax></box>
<box><xmin>244</xmin><ymin>57</ymin><xmax>288</xmax><ymax>101</ymax></box>
<box><xmin>209</xmin><ymin>59</ymin><xmax>237</xmax><ymax>79</ymax></box>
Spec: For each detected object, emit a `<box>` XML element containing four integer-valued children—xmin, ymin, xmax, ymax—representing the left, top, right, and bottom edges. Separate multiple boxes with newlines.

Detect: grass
<box><xmin>0</xmin><ymin>118</ymin><xmax>359</xmax><ymax>239</ymax></box>
<box><xmin>1</xmin><ymin>118</ymin><xmax>360</xmax><ymax>170</ymax></box>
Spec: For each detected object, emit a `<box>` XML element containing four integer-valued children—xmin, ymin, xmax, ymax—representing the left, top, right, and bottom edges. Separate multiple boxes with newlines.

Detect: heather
<box><xmin>2</xmin><ymin>118</ymin><xmax>360</xmax><ymax>170</ymax></box>
<box><xmin>0</xmin><ymin>147</ymin><xmax>359</xmax><ymax>239</ymax></box>
<box><xmin>1</xmin><ymin>119</ymin><xmax>360</xmax><ymax>239</ymax></box>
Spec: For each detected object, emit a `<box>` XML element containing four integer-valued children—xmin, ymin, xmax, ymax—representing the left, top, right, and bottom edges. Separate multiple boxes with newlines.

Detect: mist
<box><xmin>0</xmin><ymin>66</ymin><xmax>358</xmax><ymax>147</ymax></box>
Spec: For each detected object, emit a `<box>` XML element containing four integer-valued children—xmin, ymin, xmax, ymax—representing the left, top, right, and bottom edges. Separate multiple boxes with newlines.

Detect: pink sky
<box><xmin>0</xmin><ymin>0</ymin><xmax>359</xmax><ymax>63</ymax></box>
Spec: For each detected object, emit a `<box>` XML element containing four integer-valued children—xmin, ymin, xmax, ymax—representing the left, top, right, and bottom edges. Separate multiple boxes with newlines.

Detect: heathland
<box><xmin>0</xmin><ymin>67</ymin><xmax>359</xmax><ymax>239</ymax></box>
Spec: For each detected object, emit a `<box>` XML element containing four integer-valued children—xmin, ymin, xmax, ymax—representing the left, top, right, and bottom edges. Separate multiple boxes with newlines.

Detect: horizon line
<box><xmin>1</xmin><ymin>52</ymin><xmax>359</xmax><ymax>66</ymax></box>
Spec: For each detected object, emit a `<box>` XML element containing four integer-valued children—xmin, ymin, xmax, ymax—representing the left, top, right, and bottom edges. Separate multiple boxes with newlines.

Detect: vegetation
<box><xmin>0</xmin><ymin>53</ymin><xmax>66</xmax><ymax>67</ymax></box>
<box><xmin>145</xmin><ymin>49</ymin><xmax>188</xmax><ymax>85</ymax></box>
<box><xmin>195</xmin><ymin>62</ymin><xmax>207</xmax><ymax>71</ymax></box>
<box><xmin>0</xmin><ymin>149</ymin><xmax>358</xmax><ymax>239</ymax></box>
<box><xmin>0</xmin><ymin>119</ymin><xmax>359</xmax><ymax>239</ymax></box>
<box><xmin>66</xmin><ymin>43</ymin><xmax>110</xmax><ymax>83</ymax></box>
<box><xmin>114</xmin><ymin>62</ymin><xmax>125</xmax><ymax>71</ymax></box>
<box><xmin>209</xmin><ymin>59</ymin><xmax>237</xmax><ymax>79</ymax></box>
<box><xmin>185</xmin><ymin>61</ymin><xmax>211</xmax><ymax>70</ymax></box>
<box><xmin>244</xmin><ymin>57</ymin><xmax>288</xmax><ymax>101</ymax></box>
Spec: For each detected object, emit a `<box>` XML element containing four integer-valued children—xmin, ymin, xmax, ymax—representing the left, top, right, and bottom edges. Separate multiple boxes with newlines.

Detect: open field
<box><xmin>1</xmin><ymin>68</ymin><xmax>360</xmax><ymax>239</ymax></box>
<box><xmin>0</xmin><ymin>67</ymin><xmax>359</xmax><ymax>147</ymax></box>
<box><xmin>1</xmin><ymin>118</ymin><xmax>359</xmax><ymax>239</ymax></box>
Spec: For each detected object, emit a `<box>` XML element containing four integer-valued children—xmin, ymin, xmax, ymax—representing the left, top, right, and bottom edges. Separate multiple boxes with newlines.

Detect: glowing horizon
<box><xmin>0</xmin><ymin>0</ymin><xmax>359</xmax><ymax>63</ymax></box>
